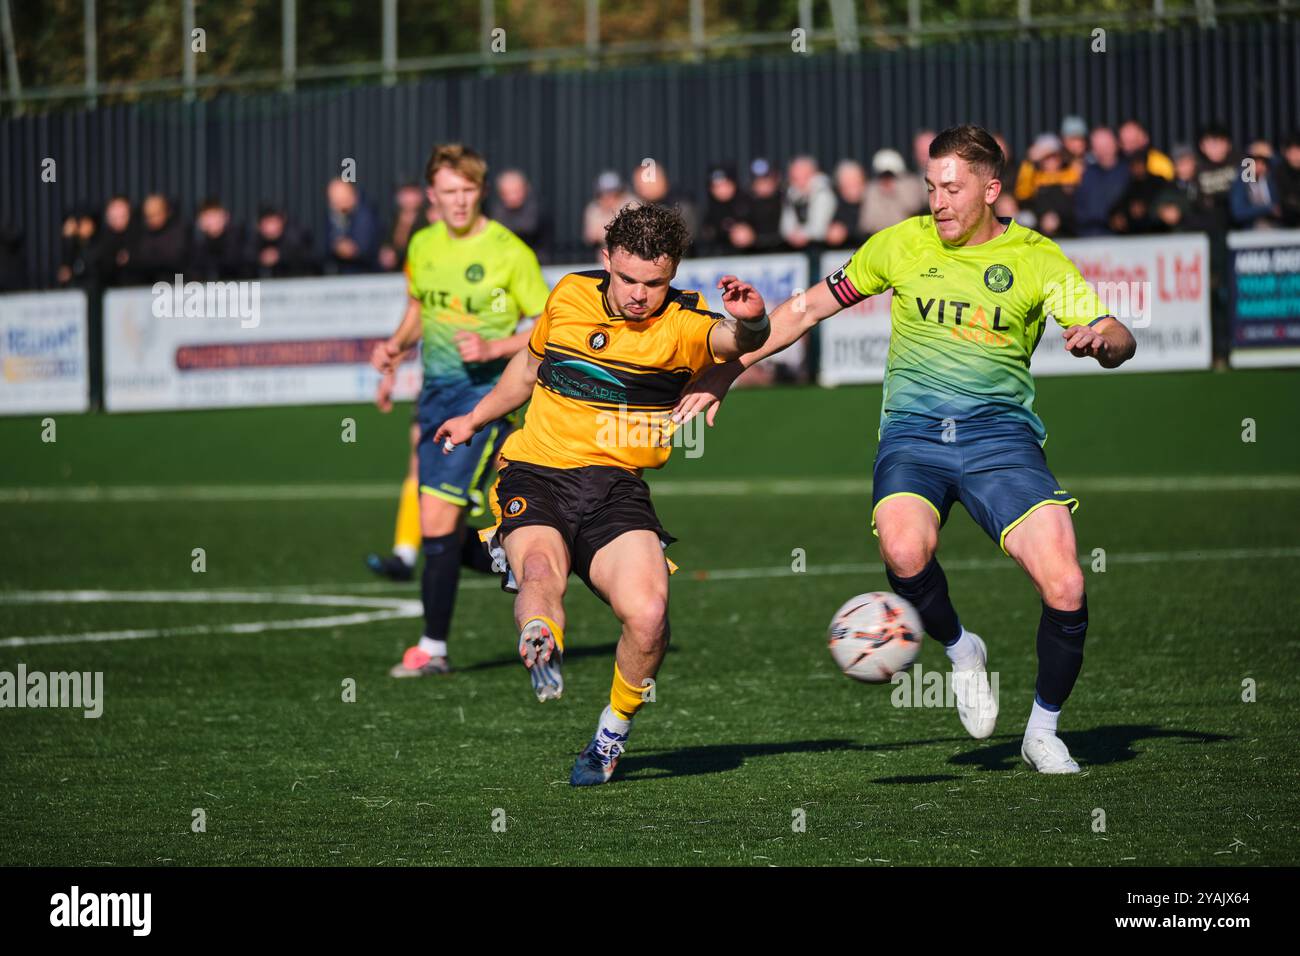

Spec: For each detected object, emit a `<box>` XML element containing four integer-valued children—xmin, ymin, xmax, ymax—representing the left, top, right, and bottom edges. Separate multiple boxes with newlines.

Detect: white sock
<box><xmin>600</xmin><ymin>705</ymin><xmax>631</xmax><ymax>737</ymax></box>
<box><xmin>418</xmin><ymin>636</ymin><xmax>448</xmax><ymax>658</ymax></box>
<box><xmin>944</xmin><ymin>627</ymin><xmax>981</xmax><ymax>668</ymax></box>
<box><xmin>393</xmin><ymin>544</ymin><xmax>418</xmax><ymax>567</ymax></box>
<box><xmin>1026</xmin><ymin>699</ymin><xmax>1060</xmax><ymax>736</ymax></box>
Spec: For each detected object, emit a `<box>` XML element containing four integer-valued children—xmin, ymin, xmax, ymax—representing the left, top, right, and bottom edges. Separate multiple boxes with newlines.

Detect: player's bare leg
<box><xmin>1004</xmin><ymin>503</ymin><xmax>1087</xmax><ymax>773</ymax></box>
<box><xmin>570</xmin><ymin>530</ymin><xmax>671</xmax><ymax>786</ymax></box>
<box><xmin>389</xmin><ymin>492</ymin><xmax>464</xmax><ymax>676</ymax></box>
<box><xmin>503</xmin><ymin>524</ymin><xmax>570</xmax><ymax>701</ymax></box>
<box><xmin>875</xmin><ymin>495</ymin><xmax>997</xmax><ymax>738</ymax></box>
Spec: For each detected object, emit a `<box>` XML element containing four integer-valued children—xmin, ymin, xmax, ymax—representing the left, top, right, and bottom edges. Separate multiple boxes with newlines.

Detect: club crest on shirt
<box><xmin>984</xmin><ymin>264</ymin><xmax>1014</xmax><ymax>293</ymax></box>
<box><xmin>587</xmin><ymin>329</ymin><xmax>610</xmax><ymax>352</ymax></box>
<box><xmin>465</xmin><ymin>263</ymin><xmax>485</xmax><ymax>283</ymax></box>
<box><xmin>504</xmin><ymin>496</ymin><xmax>527</xmax><ymax>517</ymax></box>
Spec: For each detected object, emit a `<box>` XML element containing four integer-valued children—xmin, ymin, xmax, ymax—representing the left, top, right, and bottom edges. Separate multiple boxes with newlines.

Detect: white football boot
<box><xmin>518</xmin><ymin>618</ymin><xmax>563</xmax><ymax>702</ymax></box>
<box><xmin>1021</xmin><ymin>731</ymin><xmax>1081</xmax><ymax>774</ymax></box>
<box><xmin>950</xmin><ymin>631</ymin><xmax>998</xmax><ymax>739</ymax></box>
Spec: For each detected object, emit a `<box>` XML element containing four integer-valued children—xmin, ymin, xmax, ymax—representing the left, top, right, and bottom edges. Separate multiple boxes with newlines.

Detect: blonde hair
<box><xmin>424</xmin><ymin>143</ymin><xmax>487</xmax><ymax>188</ymax></box>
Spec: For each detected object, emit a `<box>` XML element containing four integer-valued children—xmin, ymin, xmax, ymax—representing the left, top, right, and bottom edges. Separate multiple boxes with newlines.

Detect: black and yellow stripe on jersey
<box><xmin>500</xmin><ymin>269</ymin><xmax>727</xmax><ymax>472</ymax></box>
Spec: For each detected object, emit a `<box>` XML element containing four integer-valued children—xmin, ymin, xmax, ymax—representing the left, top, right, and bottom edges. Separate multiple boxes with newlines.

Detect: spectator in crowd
<box><xmin>486</xmin><ymin>169</ymin><xmax>548</xmax><ymax>261</ymax></box>
<box><xmin>0</xmin><ymin>221</ymin><xmax>24</xmax><ymax>292</ymax></box>
<box><xmin>698</xmin><ymin>163</ymin><xmax>749</xmax><ymax>254</ymax></box>
<box><xmin>1277</xmin><ymin>131</ymin><xmax>1300</xmax><ymax>227</ymax></box>
<box><xmin>780</xmin><ymin>155</ymin><xmax>836</xmax><ymax>248</ymax></box>
<box><xmin>861</xmin><ymin>148</ymin><xmax>925</xmax><ymax>236</ymax></box>
<box><xmin>1075</xmin><ymin>126</ymin><xmax>1130</xmax><ymax>236</ymax></box>
<box><xmin>131</xmin><ymin>193</ymin><xmax>190</xmax><ymax>284</ymax></box>
<box><xmin>322</xmin><ymin>178</ymin><xmax>380</xmax><ymax>274</ymax></box>
<box><xmin>1016</xmin><ymin>131</ymin><xmax>1083</xmax><ymax>206</ymax></box>
<box><xmin>1193</xmin><ymin>122</ymin><xmax>1238</xmax><ymax>369</ymax></box>
<box><xmin>1110</xmin><ymin>149</ymin><xmax>1167</xmax><ymax>234</ymax></box>
<box><xmin>93</xmin><ymin>195</ymin><xmax>137</xmax><ymax>287</ymax></box>
<box><xmin>1118</xmin><ymin>119</ymin><xmax>1174</xmax><ymax>181</ymax></box>
<box><xmin>911</xmin><ymin>128</ymin><xmax>936</xmax><ymax>174</ymax></box>
<box><xmin>826</xmin><ymin>159</ymin><xmax>867</xmax><ymax>248</ymax></box>
<box><xmin>1228</xmin><ymin>140</ymin><xmax>1281</xmax><ymax>229</ymax></box>
<box><xmin>991</xmin><ymin>130</ymin><xmax>1017</xmax><ymax>185</ymax></box>
<box><xmin>731</xmin><ymin>157</ymin><xmax>783</xmax><ymax>252</ymax></box>
<box><xmin>248</xmin><ymin>203</ymin><xmax>314</xmax><ymax>278</ymax></box>
<box><xmin>1060</xmin><ymin>115</ymin><xmax>1090</xmax><ymax>169</ymax></box>
<box><xmin>583</xmin><ymin>170</ymin><xmax>632</xmax><ymax>251</ymax></box>
<box><xmin>189</xmin><ymin>199</ymin><xmax>245</xmax><ymax>280</ymax></box>
<box><xmin>56</xmin><ymin>206</ymin><xmax>98</xmax><ymax>287</ymax></box>
<box><xmin>378</xmin><ymin>181</ymin><xmax>428</xmax><ymax>271</ymax></box>
<box><xmin>631</xmin><ymin>159</ymin><xmax>697</xmax><ymax>239</ymax></box>
<box><xmin>1018</xmin><ymin>134</ymin><xmax>1076</xmax><ymax>237</ymax></box>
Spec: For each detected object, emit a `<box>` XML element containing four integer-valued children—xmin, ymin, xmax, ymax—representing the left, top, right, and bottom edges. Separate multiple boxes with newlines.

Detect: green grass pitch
<box><xmin>1</xmin><ymin>369</ymin><xmax>1298</xmax><ymax>866</ymax></box>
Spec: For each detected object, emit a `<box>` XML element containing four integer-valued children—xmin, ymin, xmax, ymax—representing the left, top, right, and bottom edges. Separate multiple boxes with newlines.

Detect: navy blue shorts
<box><xmin>871</xmin><ymin>413</ymin><xmax>1078</xmax><ymax>553</ymax></box>
<box><xmin>415</xmin><ymin>379</ymin><xmax>510</xmax><ymax>515</ymax></box>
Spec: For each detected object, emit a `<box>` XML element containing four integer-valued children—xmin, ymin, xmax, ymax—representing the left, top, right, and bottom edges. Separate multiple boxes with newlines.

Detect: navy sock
<box><xmin>1035</xmin><ymin>598</ymin><xmax>1089</xmax><ymax>708</ymax></box>
<box><xmin>421</xmin><ymin>532</ymin><xmax>463</xmax><ymax>645</ymax></box>
<box><xmin>460</xmin><ymin>529</ymin><xmax>495</xmax><ymax>574</ymax></box>
<box><xmin>886</xmin><ymin>557</ymin><xmax>962</xmax><ymax>645</ymax></box>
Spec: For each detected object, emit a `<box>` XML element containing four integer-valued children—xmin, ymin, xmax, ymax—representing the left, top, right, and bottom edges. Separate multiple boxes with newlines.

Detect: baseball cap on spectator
<box><xmin>750</xmin><ymin>157</ymin><xmax>774</xmax><ymax>179</ymax></box>
<box><xmin>1028</xmin><ymin>133</ymin><xmax>1064</xmax><ymax>163</ymax></box>
<box><xmin>871</xmin><ymin>148</ymin><xmax>907</xmax><ymax>177</ymax></box>
<box><xmin>1060</xmin><ymin>116</ymin><xmax>1088</xmax><ymax>139</ymax></box>
<box><xmin>709</xmin><ymin>163</ymin><xmax>737</xmax><ymax>183</ymax></box>
<box><xmin>1171</xmin><ymin>143</ymin><xmax>1196</xmax><ymax>161</ymax></box>
<box><xmin>595</xmin><ymin>171</ymin><xmax>623</xmax><ymax>194</ymax></box>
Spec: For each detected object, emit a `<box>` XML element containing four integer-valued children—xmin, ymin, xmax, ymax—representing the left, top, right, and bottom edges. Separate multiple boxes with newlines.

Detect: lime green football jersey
<box><xmin>404</xmin><ymin>219</ymin><xmax>550</xmax><ymax>385</ymax></box>
<box><xmin>826</xmin><ymin>215</ymin><xmax>1112</xmax><ymax>441</ymax></box>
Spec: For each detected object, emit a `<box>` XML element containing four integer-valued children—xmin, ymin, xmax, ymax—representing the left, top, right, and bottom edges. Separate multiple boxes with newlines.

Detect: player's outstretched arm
<box><xmin>708</xmin><ymin>275</ymin><xmax>770</xmax><ymax>360</ymax></box>
<box><xmin>675</xmin><ymin>280</ymin><xmax>844</xmax><ymax>426</ymax></box>
<box><xmin>434</xmin><ymin>348</ymin><xmax>540</xmax><ymax>451</ymax></box>
<box><xmin>1062</xmin><ymin>317</ymin><xmax>1137</xmax><ymax>369</ymax></box>
<box><xmin>372</xmin><ymin>296</ymin><xmax>423</xmax><ymax>374</ymax></box>
<box><xmin>453</xmin><ymin>318</ymin><xmax>538</xmax><ymax>364</ymax></box>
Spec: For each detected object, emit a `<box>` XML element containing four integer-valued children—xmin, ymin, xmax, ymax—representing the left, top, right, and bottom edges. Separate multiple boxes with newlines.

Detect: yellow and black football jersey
<box><xmin>500</xmin><ymin>270</ymin><xmax>727</xmax><ymax>472</ymax></box>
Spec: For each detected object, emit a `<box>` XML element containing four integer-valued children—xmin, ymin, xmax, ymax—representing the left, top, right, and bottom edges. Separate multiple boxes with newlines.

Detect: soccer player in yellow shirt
<box><xmin>435</xmin><ymin>203</ymin><xmax>770</xmax><ymax>785</ymax></box>
<box><xmin>371</xmin><ymin>143</ymin><xmax>549</xmax><ymax>676</ymax></box>
<box><xmin>677</xmin><ymin>125</ymin><xmax>1137</xmax><ymax>774</ymax></box>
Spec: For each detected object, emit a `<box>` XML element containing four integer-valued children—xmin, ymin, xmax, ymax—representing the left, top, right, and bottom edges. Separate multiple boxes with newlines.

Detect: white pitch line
<box><xmin>1</xmin><ymin>545</ymin><xmax>1294</xmax><ymax>648</ymax></box>
<box><xmin>0</xmin><ymin>590</ymin><xmax>421</xmax><ymax>648</ymax></box>
<box><xmin>1</xmin><ymin>474</ymin><xmax>1298</xmax><ymax>503</ymax></box>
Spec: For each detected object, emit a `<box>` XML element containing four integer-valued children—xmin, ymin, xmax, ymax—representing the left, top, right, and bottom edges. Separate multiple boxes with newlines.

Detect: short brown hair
<box><xmin>929</xmin><ymin>124</ymin><xmax>1004</xmax><ymax>180</ymax></box>
<box><xmin>425</xmin><ymin>143</ymin><xmax>487</xmax><ymax>188</ymax></box>
<box><xmin>605</xmin><ymin>202</ymin><xmax>692</xmax><ymax>264</ymax></box>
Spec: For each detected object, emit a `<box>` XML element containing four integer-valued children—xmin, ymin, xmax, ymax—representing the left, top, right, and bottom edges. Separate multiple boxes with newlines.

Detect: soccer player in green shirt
<box><xmin>371</xmin><ymin>143</ymin><xmax>550</xmax><ymax>676</ymax></box>
<box><xmin>676</xmin><ymin>125</ymin><xmax>1137</xmax><ymax>774</ymax></box>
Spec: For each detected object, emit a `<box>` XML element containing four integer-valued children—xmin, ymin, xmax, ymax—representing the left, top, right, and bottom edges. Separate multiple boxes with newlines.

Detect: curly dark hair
<box><xmin>604</xmin><ymin>202</ymin><xmax>692</xmax><ymax>263</ymax></box>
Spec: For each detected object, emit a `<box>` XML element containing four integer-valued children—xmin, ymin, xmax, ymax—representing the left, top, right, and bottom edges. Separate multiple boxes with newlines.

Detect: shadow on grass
<box><xmin>948</xmin><ymin>724</ymin><xmax>1232</xmax><ymax>772</ymax></box>
<box><xmin>455</xmin><ymin>641</ymin><xmax>623</xmax><ymax>673</ymax></box>
<box><xmin>611</xmin><ymin>724</ymin><xmax>1230</xmax><ymax>782</ymax></box>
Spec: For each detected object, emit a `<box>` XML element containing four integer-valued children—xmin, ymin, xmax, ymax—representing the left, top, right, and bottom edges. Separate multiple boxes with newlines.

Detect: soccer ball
<box><xmin>827</xmin><ymin>591</ymin><xmax>924</xmax><ymax>683</ymax></box>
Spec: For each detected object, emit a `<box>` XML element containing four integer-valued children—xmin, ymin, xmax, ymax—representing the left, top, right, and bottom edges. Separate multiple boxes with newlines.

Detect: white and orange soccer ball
<box><xmin>827</xmin><ymin>591</ymin><xmax>924</xmax><ymax>683</ymax></box>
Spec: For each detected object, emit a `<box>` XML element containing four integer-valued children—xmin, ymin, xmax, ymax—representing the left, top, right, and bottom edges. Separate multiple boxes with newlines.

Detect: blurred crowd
<box><xmin>3</xmin><ymin>117</ymin><xmax>1299</xmax><ymax>295</ymax></box>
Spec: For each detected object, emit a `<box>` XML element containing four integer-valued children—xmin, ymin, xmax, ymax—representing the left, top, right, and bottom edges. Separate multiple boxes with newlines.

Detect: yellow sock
<box><xmin>522</xmin><ymin>615</ymin><xmax>564</xmax><ymax>653</ymax></box>
<box><xmin>610</xmin><ymin>661</ymin><xmax>648</xmax><ymax>721</ymax></box>
<box><xmin>393</xmin><ymin>477</ymin><xmax>421</xmax><ymax>554</ymax></box>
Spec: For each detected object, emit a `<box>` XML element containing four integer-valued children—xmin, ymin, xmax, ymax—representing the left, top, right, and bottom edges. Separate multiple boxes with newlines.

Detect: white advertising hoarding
<box><xmin>0</xmin><ymin>290</ymin><xmax>90</xmax><ymax>415</ymax></box>
<box><xmin>104</xmin><ymin>274</ymin><xmax>417</xmax><ymax>412</ymax></box>
<box><xmin>817</xmin><ymin>232</ymin><xmax>1212</xmax><ymax>385</ymax></box>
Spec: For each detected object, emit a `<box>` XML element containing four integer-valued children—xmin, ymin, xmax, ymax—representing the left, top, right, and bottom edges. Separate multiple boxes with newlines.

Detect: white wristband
<box><xmin>740</xmin><ymin>314</ymin><xmax>770</xmax><ymax>333</ymax></box>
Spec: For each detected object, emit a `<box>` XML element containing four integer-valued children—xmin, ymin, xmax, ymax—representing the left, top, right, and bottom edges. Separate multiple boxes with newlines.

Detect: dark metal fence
<box><xmin>3</xmin><ymin>21</ymin><xmax>1298</xmax><ymax>287</ymax></box>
